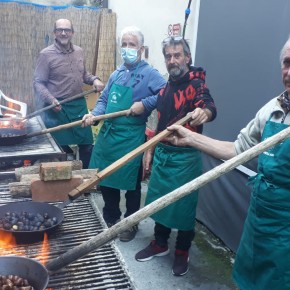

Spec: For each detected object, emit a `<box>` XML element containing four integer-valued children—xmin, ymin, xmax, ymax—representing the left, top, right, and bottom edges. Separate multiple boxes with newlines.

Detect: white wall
<box><xmin>108</xmin><ymin>0</ymin><xmax>198</xmax><ymax>78</ymax></box>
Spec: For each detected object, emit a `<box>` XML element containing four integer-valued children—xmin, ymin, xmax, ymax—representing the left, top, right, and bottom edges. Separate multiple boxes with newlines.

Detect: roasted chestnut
<box><xmin>0</xmin><ymin>211</ymin><xmax>57</xmax><ymax>232</ymax></box>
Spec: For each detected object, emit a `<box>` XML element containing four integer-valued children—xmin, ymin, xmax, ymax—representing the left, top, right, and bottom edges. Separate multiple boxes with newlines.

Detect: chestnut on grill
<box><xmin>0</xmin><ymin>211</ymin><xmax>57</xmax><ymax>232</ymax></box>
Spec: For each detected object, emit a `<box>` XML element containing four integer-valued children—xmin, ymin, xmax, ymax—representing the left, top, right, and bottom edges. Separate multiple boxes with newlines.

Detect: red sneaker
<box><xmin>135</xmin><ymin>240</ymin><xmax>169</xmax><ymax>262</ymax></box>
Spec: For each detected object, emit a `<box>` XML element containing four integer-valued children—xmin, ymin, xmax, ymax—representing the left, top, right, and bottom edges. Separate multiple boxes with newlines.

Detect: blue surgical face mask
<box><xmin>121</xmin><ymin>47</ymin><xmax>139</xmax><ymax>64</ymax></box>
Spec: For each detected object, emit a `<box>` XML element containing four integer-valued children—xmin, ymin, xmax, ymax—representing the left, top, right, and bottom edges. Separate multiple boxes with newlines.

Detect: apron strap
<box><xmin>114</xmin><ymin>62</ymin><xmax>141</xmax><ymax>88</ymax></box>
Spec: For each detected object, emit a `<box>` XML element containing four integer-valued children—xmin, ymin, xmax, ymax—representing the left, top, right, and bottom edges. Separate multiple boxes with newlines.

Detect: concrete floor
<box><xmin>93</xmin><ymin>182</ymin><xmax>238</xmax><ymax>290</ymax></box>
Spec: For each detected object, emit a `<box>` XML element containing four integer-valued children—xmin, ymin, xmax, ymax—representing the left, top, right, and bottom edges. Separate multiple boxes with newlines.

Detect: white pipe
<box><xmin>191</xmin><ymin>0</ymin><xmax>200</xmax><ymax>65</ymax></box>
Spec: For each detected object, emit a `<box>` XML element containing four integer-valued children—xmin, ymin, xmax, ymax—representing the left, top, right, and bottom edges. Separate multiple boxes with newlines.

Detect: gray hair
<box><xmin>162</xmin><ymin>37</ymin><xmax>192</xmax><ymax>67</ymax></box>
<box><xmin>280</xmin><ymin>38</ymin><xmax>290</xmax><ymax>66</ymax></box>
<box><xmin>120</xmin><ymin>26</ymin><xmax>144</xmax><ymax>47</ymax></box>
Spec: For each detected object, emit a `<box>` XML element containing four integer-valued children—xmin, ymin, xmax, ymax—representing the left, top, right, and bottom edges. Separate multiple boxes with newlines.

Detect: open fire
<box><xmin>0</xmin><ymin>230</ymin><xmax>50</xmax><ymax>266</ymax></box>
<box><xmin>0</xmin><ymin>231</ymin><xmax>52</xmax><ymax>290</ymax></box>
<box><xmin>0</xmin><ymin>184</ymin><xmax>135</xmax><ymax>289</ymax></box>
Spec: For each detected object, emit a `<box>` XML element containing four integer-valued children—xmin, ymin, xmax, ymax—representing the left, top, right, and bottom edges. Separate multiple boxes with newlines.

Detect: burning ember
<box><xmin>0</xmin><ymin>118</ymin><xmax>26</xmax><ymax>130</ymax></box>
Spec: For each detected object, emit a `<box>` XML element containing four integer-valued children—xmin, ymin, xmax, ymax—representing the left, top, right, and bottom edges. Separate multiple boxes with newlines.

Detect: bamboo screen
<box><xmin>0</xmin><ymin>1</ymin><xmax>116</xmax><ymax>113</ymax></box>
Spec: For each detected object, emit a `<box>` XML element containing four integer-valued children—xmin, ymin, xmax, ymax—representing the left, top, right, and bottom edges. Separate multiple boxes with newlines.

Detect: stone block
<box><xmin>40</xmin><ymin>161</ymin><xmax>72</xmax><ymax>181</ymax></box>
<box><xmin>31</xmin><ymin>175</ymin><xmax>83</xmax><ymax>202</ymax></box>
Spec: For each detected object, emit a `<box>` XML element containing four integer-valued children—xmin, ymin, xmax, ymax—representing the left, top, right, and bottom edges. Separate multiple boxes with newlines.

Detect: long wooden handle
<box><xmin>25</xmin><ymin>88</ymin><xmax>98</xmax><ymax>120</ymax></box>
<box><xmin>46</xmin><ymin>124</ymin><xmax>290</xmax><ymax>272</ymax></box>
<box><xmin>26</xmin><ymin>110</ymin><xmax>130</xmax><ymax>138</ymax></box>
<box><xmin>67</xmin><ymin>114</ymin><xmax>193</xmax><ymax>199</ymax></box>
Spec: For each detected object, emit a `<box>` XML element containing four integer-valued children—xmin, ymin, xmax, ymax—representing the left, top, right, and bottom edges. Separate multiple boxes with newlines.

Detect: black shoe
<box><xmin>135</xmin><ymin>240</ymin><xmax>169</xmax><ymax>261</ymax></box>
<box><xmin>119</xmin><ymin>224</ymin><xmax>138</xmax><ymax>242</ymax></box>
<box><xmin>172</xmin><ymin>249</ymin><xmax>189</xmax><ymax>276</ymax></box>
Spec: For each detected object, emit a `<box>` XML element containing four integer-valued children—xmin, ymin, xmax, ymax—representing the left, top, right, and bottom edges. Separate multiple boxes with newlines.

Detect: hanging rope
<box><xmin>182</xmin><ymin>0</ymin><xmax>192</xmax><ymax>38</ymax></box>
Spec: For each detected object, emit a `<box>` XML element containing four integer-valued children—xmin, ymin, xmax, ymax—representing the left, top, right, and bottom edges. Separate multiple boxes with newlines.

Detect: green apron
<box><xmin>145</xmin><ymin>142</ymin><xmax>202</xmax><ymax>230</ymax></box>
<box><xmin>233</xmin><ymin>116</ymin><xmax>290</xmax><ymax>290</ymax></box>
<box><xmin>44</xmin><ymin>97</ymin><xmax>93</xmax><ymax>145</ymax></box>
<box><xmin>89</xmin><ymin>72</ymin><xmax>145</xmax><ymax>190</ymax></box>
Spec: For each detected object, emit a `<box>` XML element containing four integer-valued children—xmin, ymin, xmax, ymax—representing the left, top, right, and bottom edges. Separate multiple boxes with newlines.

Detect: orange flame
<box><xmin>35</xmin><ymin>232</ymin><xmax>50</xmax><ymax>266</ymax></box>
<box><xmin>0</xmin><ymin>231</ymin><xmax>50</xmax><ymax>266</ymax></box>
<box><xmin>0</xmin><ymin>230</ymin><xmax>18</xmax><ymax>255</ymax></box>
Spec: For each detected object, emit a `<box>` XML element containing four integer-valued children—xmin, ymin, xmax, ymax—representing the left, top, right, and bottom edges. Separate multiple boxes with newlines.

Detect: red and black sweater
<box><xmin>156</xmin><ymin>66</ymin><xmax>217</xmax><ymax>134</ymax></box>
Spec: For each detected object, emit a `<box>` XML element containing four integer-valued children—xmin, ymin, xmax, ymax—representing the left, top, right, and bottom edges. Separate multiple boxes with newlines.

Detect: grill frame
<box><xmin>0</xmin><ymin>182</ymin><xmax>136</xmax><ymax>290</ymax></box>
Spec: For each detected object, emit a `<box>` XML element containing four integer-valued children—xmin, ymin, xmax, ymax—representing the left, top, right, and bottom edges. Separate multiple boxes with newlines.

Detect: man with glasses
<box><xmin>33</xmin><ymin>18</ymin><xmax>104</xmax><ymax>169</ymax></box>
<box><xmin>82</xmin><ymin>26</ymin><xmax>166</xmax><ymax>242</ymax></box>
<box><xmin>134</xmin><ymin>36</ymin><xmax>217</xmax><ymax>276</ymax></box>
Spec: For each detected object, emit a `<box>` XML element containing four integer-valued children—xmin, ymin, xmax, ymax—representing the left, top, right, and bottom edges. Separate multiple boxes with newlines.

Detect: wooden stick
<box><xmin>46</xmin><ymin>124</ymin><xmax>290</xmax><ymax>272</ymax></box>
<box><xmin>63</xmin><ymin>114</ymin><xmax>193</xmax><ymax>203</ymax></box>
<box><xmin>26</xmin><ymin>110</ymin><xmax>130</xmax><ymax>138</ymax></box>
<box><xmin>24</xmin><ymin>88</ymin><xmax>98</xmax><ymax>120</ymax></box>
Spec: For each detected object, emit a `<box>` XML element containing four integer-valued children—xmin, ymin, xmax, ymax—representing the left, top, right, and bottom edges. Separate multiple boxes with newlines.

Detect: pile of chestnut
<box><xmin>0</xmin><ymin>211</ymin><xmax>57</xmax><ymax>232</ymax></box>
<box><xmin>0</xmin><ymin>274</ymin><xmax>33</xmax><ymax>289</ymax></box>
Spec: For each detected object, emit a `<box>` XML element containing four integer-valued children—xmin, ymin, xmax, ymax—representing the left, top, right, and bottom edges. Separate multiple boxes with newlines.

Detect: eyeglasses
<box><xmin>163</xmin><ymin>36</ymin><xmax>183</xmax><ymax>43</ymax></box>
<box><xmin>55</xmin><ymin>28</ymin><xmax>73</xmax><ymax>34</ymax></box>
<box><xmin>162</xmin><ymin>36</ymin><xmax>190</xmax><ymax>49</ymax></box>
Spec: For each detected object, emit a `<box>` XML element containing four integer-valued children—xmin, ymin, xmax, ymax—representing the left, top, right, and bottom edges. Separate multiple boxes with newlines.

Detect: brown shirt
<box><xmin>33</xmin><ymin>40</ymin><xmax>98</xmax><ymax>105</ymax></box>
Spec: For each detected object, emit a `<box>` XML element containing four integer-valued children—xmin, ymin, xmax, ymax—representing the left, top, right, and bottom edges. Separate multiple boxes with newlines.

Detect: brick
<box><xmin>31</xmin><ymin>175</ymin><xmax>83</xmax><ymax>202</ymax></box>
<box><xmin>40</xmin><ymin>161</ymin><xmax>72</xmax><ymax>181</ymax></box>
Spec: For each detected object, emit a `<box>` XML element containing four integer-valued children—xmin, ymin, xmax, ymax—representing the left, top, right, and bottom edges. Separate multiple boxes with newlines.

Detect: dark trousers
<box><xmin>154</xmin><ymin>222</ymin><xmax>195</xmax><ymax>251</ymax></box>
<box><xmin>61</xmin><ymin>144</ymin><xmax>93</xmax><ymax>169</ymax></box>
<box><xmin>100</xmin><ymin>164</ymin><xmax>143</xmax><ymax>224</ymax></box>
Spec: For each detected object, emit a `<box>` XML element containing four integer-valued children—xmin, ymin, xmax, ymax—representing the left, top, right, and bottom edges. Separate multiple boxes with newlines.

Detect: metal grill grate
<box><xmin>0</xmin><ymin>116</ymin><xmax>65</xmax><ymax>168</ymax></box>
<box><xmin>0</xmin><ymin>183</ymin><xmax>135</xmax><ymax>290</ymax></box>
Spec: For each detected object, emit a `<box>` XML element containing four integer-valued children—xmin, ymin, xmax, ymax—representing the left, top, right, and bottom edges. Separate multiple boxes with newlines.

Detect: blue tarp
<box><xmin>0</xmin><ymin>0</ymin><xmax>100</xmax><ymax>10</ymax></box>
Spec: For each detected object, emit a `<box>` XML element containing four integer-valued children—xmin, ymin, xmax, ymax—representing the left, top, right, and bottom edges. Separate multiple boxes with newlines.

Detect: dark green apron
<box><xmin>145</xmin><ymin>143</ymin><xmax>202</xmax><ymax>230</ymax></box>
<box><xmin>233</xmin><ymin>116</ymin><xmax>290</xmax><ymax>290</ymax></box>
<box><xmin>89</xmin><ymin>71</ymin><xmax>145</xmax><ymax>190</ymax></box>
<box><xmin>44</xmin><ymin>97</ymin><xmax>93</xmax><ymax>145</ymax></box>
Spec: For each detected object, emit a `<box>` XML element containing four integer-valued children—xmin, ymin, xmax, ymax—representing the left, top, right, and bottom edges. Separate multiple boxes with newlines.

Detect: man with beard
<box><xmin>134</xmin><ymin>36</ymin><xmax>217</xmax><ymax>276</ymax></box>
<box><xmin>33</xmin><ymin>19</ymin><xmax>104</xmax><ymax>169</ymax></box>
<box><xmin>165</xmin><ymin>37</ymin><xmax>290</xmax><ymax>289</ymax></box>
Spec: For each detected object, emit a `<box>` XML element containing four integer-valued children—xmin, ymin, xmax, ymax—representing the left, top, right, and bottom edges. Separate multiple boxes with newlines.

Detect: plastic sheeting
<box><xmin>0</xmin><ymin>0</ymin><xmax>100</xmax><ymax>10</ymax></box>
<box><xmin>195</xmin><ymin>0</ymin><xmax>290</xmax><ymax>252</ymax></box>
<box><xmin>196</xmin><ymin>156</ymin><xmax>252</xmax><ymax>252</ymax></box>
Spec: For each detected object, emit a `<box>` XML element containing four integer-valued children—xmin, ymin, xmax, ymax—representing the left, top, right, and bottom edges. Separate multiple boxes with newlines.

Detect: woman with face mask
<box><xmin>82</xmin><ymin>26</ymin><xmax>166</xmax><ymax>242</ymax></box>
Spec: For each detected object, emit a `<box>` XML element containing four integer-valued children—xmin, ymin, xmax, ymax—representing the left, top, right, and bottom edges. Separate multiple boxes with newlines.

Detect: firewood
<box><xmin>9</xmin><ymin>182</ymin><xmax>31</xmax><ymax>197</ymax></box>
<box><xmin>19</xmin><ymin>169</ymin><xmax>98</xmax><ymax>183</ymax></box>
<box><xmin>15</xmin><ymin>165</ymin><xmax>39</xmax><ymax>181</ymax></box>
<box><xmin>14</xmin><ymin>160</ymin><xmax>83</xmax><ymax>181</ymax></box>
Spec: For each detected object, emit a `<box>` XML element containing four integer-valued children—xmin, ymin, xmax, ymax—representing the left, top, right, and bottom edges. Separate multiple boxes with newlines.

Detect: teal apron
<box><xmin>44</xmin><ymin>97</ymin><xmax>93</xmax><ymax>145</ymax></box>
<box><xmin>233</xmin><ymin>115</ymin><xmax>290</xmax><ymax>290</ymax></box>
<box><xmin>145</xmin><ymin>142</ymin><xmax>202</xmax><ymax>230</ymax></box>
<box><xmin>89</xmin><ymin>70</ymin><xmax>145</xmax><ymax>190</ymax></box>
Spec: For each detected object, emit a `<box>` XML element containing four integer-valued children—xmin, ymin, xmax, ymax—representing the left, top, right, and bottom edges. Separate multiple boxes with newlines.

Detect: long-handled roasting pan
<box><xmin>0</xmin><ymin>88</ymin><xmax>100</xmax><ymax>145</ymax></box>
<box><xmin>0</xmin><ymin>109</ymin><xmax>129</xmax><ymax>145</ymax></box>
